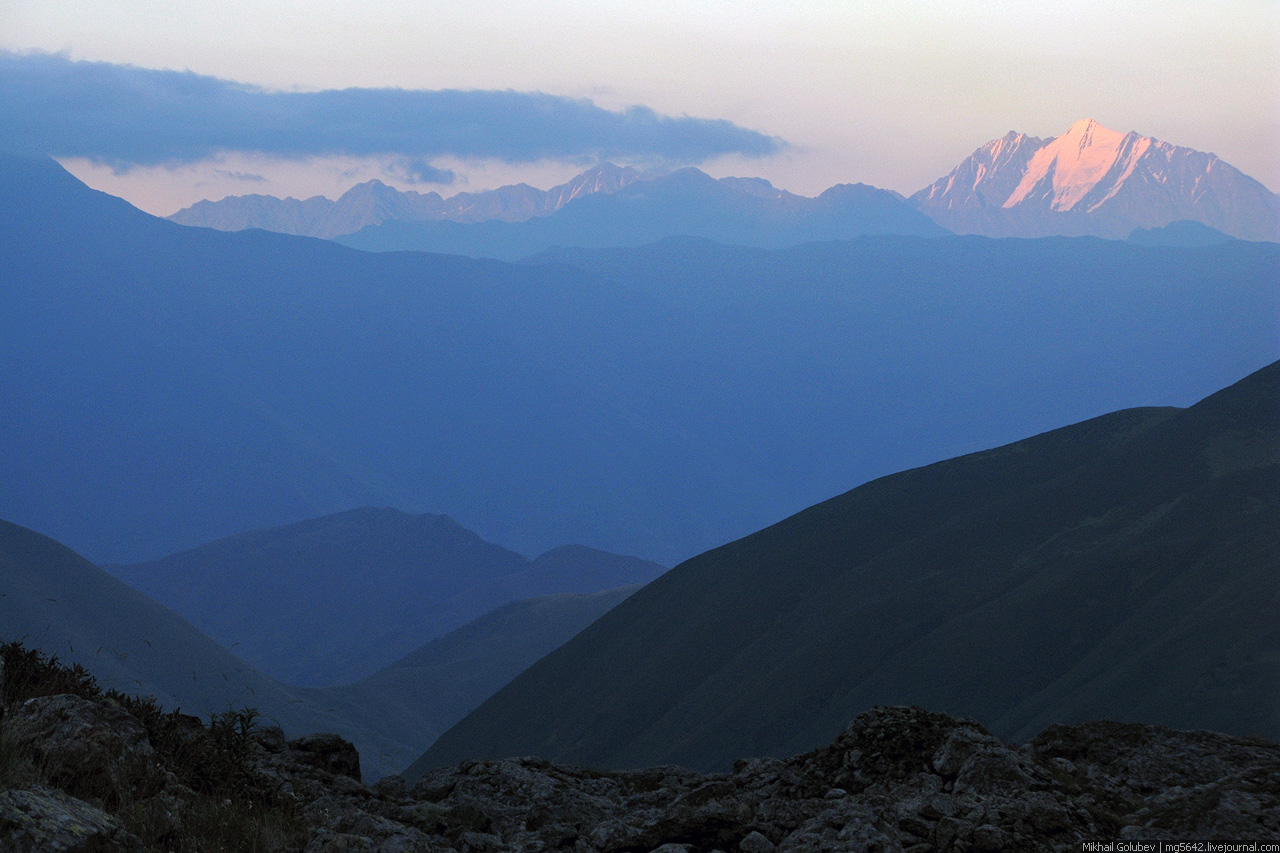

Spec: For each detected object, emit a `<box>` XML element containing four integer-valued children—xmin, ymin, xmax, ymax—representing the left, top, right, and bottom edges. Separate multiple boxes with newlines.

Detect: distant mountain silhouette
<box><xmin>336</xmin><ymin>167</ymin><xmax>946</xmax><ymax>259</ymax></box>
<box><xmin>108</xmin><ymin>508</ymin><xmax>665</xmax><ymax>685</ymax></box>
<box><xmin>1128</xmin><ymin>219</ymin><xmax>1235</xmax><ymax>247</ymax></box>
<box><xmin>168</xmin><ymin>163</ymin><xmax>644</xmax><ymax>238</ymax></box>
<box><xmin>2</xmin><ymin>156</ymin><xmax>1277</xmax><ymax>569</ymax></box>
<box><xmin>913</xmin><ymin>119</ymin><xmax>1280</xmax><ymax>241</ymax></box>
<box><xmin>414</xmin><ymin>361</ymin><xmax>1280</xmax><ymax>775</ymax></box>
<box><xmin>1</xmin><ymin>515</ymin><xmax>643</xmax><ymax>778</ymax></box>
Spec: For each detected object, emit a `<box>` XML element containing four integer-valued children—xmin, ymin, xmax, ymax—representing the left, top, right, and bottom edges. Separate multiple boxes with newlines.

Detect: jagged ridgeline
<box><xmin>418</xmin><ymin>360</ymin><xmax>1280</xmax><ymax>775</ymax></box>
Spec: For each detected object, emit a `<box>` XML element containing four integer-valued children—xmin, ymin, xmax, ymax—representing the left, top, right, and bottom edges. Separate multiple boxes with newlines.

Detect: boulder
<box><xmin>291</xmin><ymin>732</ymin><xmax>363</xmax><ymax>781</ymax></box>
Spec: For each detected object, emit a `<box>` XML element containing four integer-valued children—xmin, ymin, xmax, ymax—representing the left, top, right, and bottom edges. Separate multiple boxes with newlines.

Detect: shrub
<box><xmin>0</xmin><ymin>641</ymin><xmax>305</xmax><ymax>851</ymax></box>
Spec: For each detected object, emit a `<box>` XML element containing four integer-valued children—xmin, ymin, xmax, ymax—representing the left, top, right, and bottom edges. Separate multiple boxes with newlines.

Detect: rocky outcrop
<box><xmin>0</xmin><ymin>786</ymin><xmax>142</xmax><ymax>852</ymax></box>
<box><xmin>289</xmin><ymin>732</ymin><xmax>363</xmax><ymax>782</ymax></box>
<box><xmin>6</xmin><ymin>694</ymin><xmax>161</xmax><ymax>808</ymax></box>
<box><xmin>5</xmin><ymin>695</ymin><xmax>1278</xmax><ymax>852</ymax></box>
<box><xmin>273</xmin><ymin>706</ymin><xmax>1279</xmax><ymax>853</ymax></box>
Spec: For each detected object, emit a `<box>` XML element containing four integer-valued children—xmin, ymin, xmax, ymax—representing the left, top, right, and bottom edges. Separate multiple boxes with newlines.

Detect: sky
<box><xmin>2</xmin><ymin>0</ymin><xmax>1277</xmax><ymax>215</ymax></box>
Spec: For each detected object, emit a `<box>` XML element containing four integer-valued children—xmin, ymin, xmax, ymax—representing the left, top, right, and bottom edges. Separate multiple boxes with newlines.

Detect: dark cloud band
<box><xmin>0</xmin><ymin>52</ymin><xmax>784</xmax><ymax>168</ymax></box>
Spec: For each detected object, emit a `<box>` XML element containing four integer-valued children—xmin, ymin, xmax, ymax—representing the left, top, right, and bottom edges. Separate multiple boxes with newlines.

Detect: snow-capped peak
<box><xmin>911</xmin><ymin>130</ymin><xmax>1048</xmax><ymax>210</ymax></box>
<box><xmin>911</xmin><ymin>119</ymin><xmax>1280</xmax><ymax>241</ymax></box>
<box><xmin>1004</xmin><ymin>119</ymin><xmax>1156</xmax><ymax>212</ymax></box>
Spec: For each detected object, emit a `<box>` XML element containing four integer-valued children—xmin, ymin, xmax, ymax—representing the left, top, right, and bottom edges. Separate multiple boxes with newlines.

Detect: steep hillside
<box><xmin>109</xmin><ymin>508</ymin><xmax>663</xmax><ymax>685</ymax></box>
<box><xmin>416</xmin><ymin>361</ymin><xmax>1280</xmax><ymax>774</ymax></box>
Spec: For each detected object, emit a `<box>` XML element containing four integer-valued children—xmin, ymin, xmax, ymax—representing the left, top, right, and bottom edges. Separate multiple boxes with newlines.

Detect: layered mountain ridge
<box><xmin>108</xmin><ymin>507</ymin><xmax>665</xmax><ymax>686</ymax></box>
<box><xmin>4</xmin><ymin>155</ymin><xmax>1277</xmax><ymax>573</ymax></box>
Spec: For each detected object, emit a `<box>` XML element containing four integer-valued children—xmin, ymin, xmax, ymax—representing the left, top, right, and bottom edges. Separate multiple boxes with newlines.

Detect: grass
<box><xmin>0</xmin><ymin>640</ymin><xmax>306</xmax><ymax>851</ymax></box>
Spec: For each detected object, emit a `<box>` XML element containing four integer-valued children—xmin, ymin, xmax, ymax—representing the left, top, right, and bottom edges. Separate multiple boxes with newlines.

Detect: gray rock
<box><xmin>931</xmin><ymin>725</ymin><xmax>1000</xmax><ymax>777</ymax></box>
<box><xmin>0</xmin><ymin>785</ymin><xmax>142</xmax><ymax>852</ymax></box>
<box><xmin>10</xmin><ymin>678</ymin><xmax>1274</xmax><ymax>853</ymax></box>
<box><xmin>291</xmin><ymin>732</ymin><xmax>363</xmax><ymax>781</ymax></box>
<box><xmin>251</xmin><ymin>723</ymin><xmax>289</xmax><ymax>754</ymax></box>
<box><xmin>6</xmin><ymin>694</ymin><xmax>158</xmax><ymax>807</ymax></box>
<box><xmin>305</xmin><ymin>829</ymin><xmax>376</xmax><ymax>852</ymax></box>
<box><xmin>739</xmin><ymin>829</ymin><xmax>776</xmax><ymax>853</ymax></box>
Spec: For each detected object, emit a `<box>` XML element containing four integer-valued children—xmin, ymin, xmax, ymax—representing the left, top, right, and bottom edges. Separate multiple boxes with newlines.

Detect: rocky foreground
<box><xmin>2</xmin><ymin>678</ymin><xmax>1279</xmax><ymax>853</ymax></box>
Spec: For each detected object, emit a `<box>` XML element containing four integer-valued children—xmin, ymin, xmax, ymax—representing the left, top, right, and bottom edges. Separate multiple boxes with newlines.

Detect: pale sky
<box><xmin>4</xmin><ymin>0</ymin><xmax>1277</xmax><ymax>214</ymax></box>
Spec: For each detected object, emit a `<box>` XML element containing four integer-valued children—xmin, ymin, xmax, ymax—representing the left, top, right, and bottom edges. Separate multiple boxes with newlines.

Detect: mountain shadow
<box><xmin>414</xmin><ymin>361</ymin><xmax>1280</xmax><ymax>775</ymax></box>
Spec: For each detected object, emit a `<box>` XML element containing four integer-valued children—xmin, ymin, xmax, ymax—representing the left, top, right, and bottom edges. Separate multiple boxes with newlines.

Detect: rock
<box><xmin>118</xmin><ymin>787</ymin><xmax>190</xmax><ymax>843</ymax></box>
<box><xmin>6</xmin><ymin>694</ymin><xmax>159</xmax><ymax>807</ymax></box>
<box><xmin>251</xmin><ymin>723</ymin><xmax>288</xmax><ymax>754</ymax></box>
<box><xmin>739</xmin><ymin>829</ymin><xmax>776</xmax><ymax>852</ymax></box>
<box><xmin>932</xmin><ymin>725</ymin><xmax>1000</xmax><ymax>777</ymax></box>
<box><xmin>0</xmin><ymin>785</ymin><xmax>142</xmax><ymax>852</ymax></box>
<box><xmin>372</xmin><ymin>774</ymin><xmax>409</xmax><ymax>799</ymax></box>
<box><xmin>8</xmin><ymin>678</ymin><xmax>1274</xmax><ymax>853</ymax></box>
<box><xmin>305</xmin><ymin>829</ymin><xmax>375</xmax><ymax>852</ymax></box>
<box><xmin>291</xmin><ymin>732</ymin><xmax>363</xmax><ymax>781</ymax></box>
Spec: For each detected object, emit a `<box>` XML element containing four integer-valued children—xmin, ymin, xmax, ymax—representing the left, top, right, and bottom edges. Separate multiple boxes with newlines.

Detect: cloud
<box><xmin>0</xmin><ymin>52</ymin><xmax>784</xmax><ymax>170</ymax></box>
<box><xmin>212</xmin><ymin>169</ymin><xmax>266</xmax><ymax>182</ymax></box>
<box><xmin>390</xmin><ymin>158</ymin><xmax>457</xmax><ymax>186</ymax></box>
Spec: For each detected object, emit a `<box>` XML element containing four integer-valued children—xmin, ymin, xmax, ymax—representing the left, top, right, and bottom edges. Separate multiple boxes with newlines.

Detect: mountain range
<box><xmin>107</xmin><ymin>507</ymin><xmax>664</xmax><ymax>685</ymax></box>
<box><xmin>332</xmin><ymin>169</ymin><xmax>946</xmax><ymax>259</ymax></box>
<box><xmin>169</xmin><ymin>162</ymin><xmax>644</xmax><ymax>239</ymax></box>
<box><xmin>1</xmin><ymin>514</ymin><xmax>642</xmax><ymax>779</ymax></box>
<box><xmin>168</xmin><ymin>120</ymin><xmax>1280</xmax><ymax>255</ymax></box>
<box><xmin>2</xmin><ymin>155</ymin><xmax>1277</xmax><ymax>569</ymax></box>
<box><xmin>415</xmin><ymin>359</ymin><xmax>1280</xmax><ymax>776</ymax></box>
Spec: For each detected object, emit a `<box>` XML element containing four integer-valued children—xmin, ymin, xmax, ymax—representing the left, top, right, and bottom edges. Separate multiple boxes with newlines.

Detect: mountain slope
<box><xmin>3</xmin><ymin>155</ymin><xmax>1277</xmax><ymax>569</ymax></box>
<box><xmin>414</xmin><ymin>361</ymin><xmax>1280</xmax><ymax>775</ymax></box>
<box><xmin>322</xmin><ymin>585</ymin><xmax>641</xmax><ymax>769</ymax></box>
<box><xmin>168</xmin><ymin>163</ymin><xmax>643</xmax><ymax>238</ymax></box>
<box><xmin>335</xmin><ymin>167</ymin><xmax>946</xmax><ymax>259</ymax></box>
<box><xmin>108</xmin><ymin>508</ymin><xmax>664</xmax><ymax>686</ymax></box>
<box><xmin>914</xmin><ymin>119</ymin><xmax>1280</xmax><ymax>240</ymax></box>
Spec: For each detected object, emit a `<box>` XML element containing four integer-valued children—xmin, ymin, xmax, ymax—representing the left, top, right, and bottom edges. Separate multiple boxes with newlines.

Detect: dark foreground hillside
<box><xmin>418</xmin><ymin>360</ymin><xmax>1280</xmax><ymax>774</ymax></box>
<box><xmin>2</xmin><ymin>654</ymin><xmax>1277</xmax><ymax>852</ymax></box>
